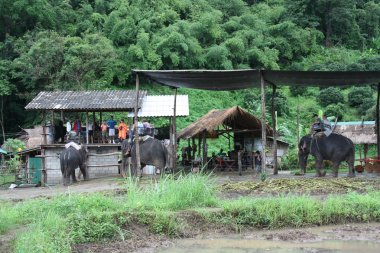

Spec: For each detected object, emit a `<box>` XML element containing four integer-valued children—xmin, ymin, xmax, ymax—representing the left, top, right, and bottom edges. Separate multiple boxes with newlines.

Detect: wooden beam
<box><xmin>134</xmin><ymin>74</ymin><xmax>141</xmax><ymax>176</ymax></box>
<box><xmin>260</xmin><ymin>71</ymin><xmax>267</xmax><ymax>173</ymax></box>
<box><xmin>271</xmin><ymin>84</ymin><xmax>278</xmax><ymax>175</ymax></box>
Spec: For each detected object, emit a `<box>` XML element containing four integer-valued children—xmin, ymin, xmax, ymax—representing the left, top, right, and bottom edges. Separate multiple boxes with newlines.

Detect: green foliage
<box><xmin>281</xmin><ymin>148</ymin><xmax>299</xmax><ymax>170</ymax></box>
<box><xmin>325</xmin><ymin>103</ymin><xmax>345</xmax><ymax>120</ymax></box>
<box><xmin>317</xmin><ymin>87</ymin><xmax>344</xmax><ymax>107</ymax></box>
<box><xmin>348</xmin><ymin>86</ymin><xmax>374</xmax><ymax>107</ymax></box>
<box><xmin>289</xmin><ymin>86</ymin><xmax>308</xmax><ymax>96</ymax></box>
<box><xmin>2</xmin><ymin>138</ymin><xmax>26</xmax><ymax>153</ymax></box>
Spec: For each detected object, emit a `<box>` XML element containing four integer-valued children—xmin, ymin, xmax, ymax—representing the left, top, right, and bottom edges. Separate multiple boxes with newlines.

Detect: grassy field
<box><xmin>1</xmin><ymin>174</ymin><xmax>380</xmax><ymax>253</ymax></box>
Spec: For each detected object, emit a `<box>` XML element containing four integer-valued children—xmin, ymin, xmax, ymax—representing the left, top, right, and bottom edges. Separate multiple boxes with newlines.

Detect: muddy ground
<box><xmin>72</xmin><ymin>223</ymin><xmax>380</xmax><ymax>253</ymax></box>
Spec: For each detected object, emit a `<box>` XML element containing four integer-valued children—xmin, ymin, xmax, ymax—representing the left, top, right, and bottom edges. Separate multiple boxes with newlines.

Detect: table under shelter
<box><xmin>132</xmin><ymin>69</ymin><xmax>380</xmax><ymax>175</ymax></box>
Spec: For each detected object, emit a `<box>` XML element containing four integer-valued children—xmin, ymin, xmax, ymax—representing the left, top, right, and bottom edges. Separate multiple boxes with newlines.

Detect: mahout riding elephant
<box><xmin>121</xmin><ymin>137</ymin><xmax>169</xmax><ymax>177</ymax></box>
<box><xmin>298</xmin><ymin>133</ymin><xmax>355</xmax><ymax>177</ymax></box>
<box><xmin>60</xmin><ymin>142</ymin><xmax>88</xmax><ymax>185</ymax></box>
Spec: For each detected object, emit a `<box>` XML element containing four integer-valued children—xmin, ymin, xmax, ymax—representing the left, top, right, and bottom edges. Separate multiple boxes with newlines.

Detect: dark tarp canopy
<box><xmin>133</xmin><ymin>69</ymin><xmax>380</xmax><ymax>90</ymax></box>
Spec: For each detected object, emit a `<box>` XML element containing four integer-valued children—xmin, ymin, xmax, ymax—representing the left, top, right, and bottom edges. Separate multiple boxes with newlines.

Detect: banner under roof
<box><xmin>133</xmin><ymin>69</ymin><xmax>380</xmax><ymax>90</ymax></box>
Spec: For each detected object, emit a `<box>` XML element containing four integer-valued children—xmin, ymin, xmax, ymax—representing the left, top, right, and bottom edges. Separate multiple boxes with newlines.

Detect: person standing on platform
<box><xmin>107</xmin><ymin>115</ymin><xmax>116</xmax><ymax>144</ymax></box>
<box><xmin>101</xmin><ymin>121</ymin><xmax>108</xmax><ymax>143</ymax></box>
<box><xmin>118</xmin><ymin>119</ymin><xmax>128</xmax><ymax>141</ymax></box>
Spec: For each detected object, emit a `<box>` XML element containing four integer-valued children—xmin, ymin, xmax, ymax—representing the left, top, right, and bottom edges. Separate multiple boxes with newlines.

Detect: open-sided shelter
<box><xmin>133</xmin><ymin>69</ymin><xmax>380</xmax><ymax>174</ymax></box>
<box><xmin>23</xmin><ymin>90</ymin><xmax>146</xmax><ymax>185</ymax></box>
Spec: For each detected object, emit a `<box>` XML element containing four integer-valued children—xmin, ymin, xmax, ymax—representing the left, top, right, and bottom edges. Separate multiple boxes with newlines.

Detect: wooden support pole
<box><xmin>271</xmin><ymin>85</ymin><xmax>278</xmax><ymax>175</ymax></box>
<box><xmin>198</xmin><ymin>135</ymin><xmax>201</xmax><ymax>158</ymax></box>
<box><xmin>377</xmin><ymin>83</ymin><xmax>380</xmax><ymax>157</ymax></box>
<box><xmin>51</xmin><ymin>110</ymin><xmax>54</xmax><ymax>126</ymax></box>
<box><xmin>43</xmin><ymin>111</ymin><xmax>47</xmax><ymax>145</ymax></box>
<box><xmin>202</xmin><ymin>130</ymin><xmax>207</xmax><ymax>167</ymax></box>
<box><xmin>86</xmin><ymin>111</ymin><xmax>89</xmax><ymax>145</ymax></box>
<box><xmin>100</xmin><ymin>112</ymin><xmax>102</xmax><ymax>125</ymax></box>
<box><xmin>260</xmin><ymin>71</ymin><xmax>267</xmax><ymax>173</ymax></box>
<box><xmin>172</xmin><ymin>88</ymin><xmax>178</xmax><ymax>171</ymax></box>
<box><xmin>134</xmin><ymin>74</ymin><xmax>141</xmax><ymax>176</ymax></box>
<box><xmin>192</xmin><ymin>137</ymin><xmax>195</xmax><ymax>159</ymax></box>
<box><xmin>61</xmin><ymin>110</ymin><xmax>64</xmax><ymax>121</ymax></box>
<box><xmin>297</xmin><ymin>105</ymin><xmax>300</xmax><ymax>145</ymax></box>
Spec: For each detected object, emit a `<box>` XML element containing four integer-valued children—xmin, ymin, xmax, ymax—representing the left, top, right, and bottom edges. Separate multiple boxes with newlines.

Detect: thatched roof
<box><xmin>335</xmin><ymin>121</ymin><xmax>376</xmax><ymax>144</ymax></box>
<box><xmin>25</xmin><ymin>90</ymin><xmax>147</xmax><ymax>112</ymax></box>
<box><xmin>177</xmin><ymin>106</ymin><xmax>273</xmax><ymax>139</ymax></box>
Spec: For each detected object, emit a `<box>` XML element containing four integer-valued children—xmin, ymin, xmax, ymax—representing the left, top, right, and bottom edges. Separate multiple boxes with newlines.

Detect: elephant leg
<box><xmin>63</xmin><ymin>170</ymin><xmax>70</xmax><ymax>186</ymax></box>
<box><xmin>332</xmin><ymin>162</ymin><xmax>340</xmax><ymax>177</ymax></box>
<box><xmin>71</xmin><ymin>170</ymin><xmax>77</xmax><ymax>183</ymax></box>
<box><xmin>120</xmin><ymin>157</ymin><xmax>126</xmax><ymax>178</ymax></box>
<box><xmin>80</xmin><ymin>165</ymin><xmax>88</xmax><ymax>180</ymax></box>
<box><xmin>346</xmin><ymin>156</ymin><xmax>356</xmax><ymax>178</ymax></box>
<box><xmin>315</xmin><ymin>157</ymin><xmax>325</xmax><ymax>177</ymax></box>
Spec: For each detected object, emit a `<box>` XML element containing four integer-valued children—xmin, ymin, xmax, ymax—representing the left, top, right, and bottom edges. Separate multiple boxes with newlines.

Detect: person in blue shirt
<box><xmin>107</xmin><ymin>115</ymin><xmax>117</xmax><ymax>144</ymax></box>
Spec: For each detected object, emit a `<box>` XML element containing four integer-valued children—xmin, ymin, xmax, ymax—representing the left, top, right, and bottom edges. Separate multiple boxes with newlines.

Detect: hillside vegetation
<box><xmin>0</xmin><ymin>0</ymin><xmax>379</xmax><ymax>147</ymax></box>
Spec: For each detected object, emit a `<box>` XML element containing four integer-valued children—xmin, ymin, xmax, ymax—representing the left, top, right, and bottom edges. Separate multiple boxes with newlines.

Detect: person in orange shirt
<box><xmin>118</xmin><ymin>119</ymin><xmax>128</xmax><ymax>141</ymax></box>
<box><xmin>101</xmin><ymin>121</ymin><xmax>108</xmax><ymax>143</ymax></box>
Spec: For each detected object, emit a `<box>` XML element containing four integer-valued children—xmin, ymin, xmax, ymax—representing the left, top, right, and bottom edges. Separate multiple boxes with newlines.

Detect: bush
<box><xmin>289</xmin><ymin>86</ymin><xmax>308</xmax><ymax>96</ymax></box>
<box><xmin>317</xmin><ymin>87</ymin><xmax>344</xmax><ymax>107</ymax></box>
<box><xmin>325</xmin><ymin>103</ymin><xmax>345</xmax><ymax>120</ymax></box>
<box><xmin>348</xmin><ymin>87</ymin><xmax>374</xmax><ymax>107</ymax></box>
<box><xmin>281</xmin><ymin>149</ymin><xmax>299</xmax><ymax>170</ymax></box>
<box><xmin>357</xmin><ymin>98</ymin><xmax>376</xmax><ymax>116</ymax></box>
<box><xmin>2</xmin><ymin>138</ymin><xmax>26</xmax><ymax>153</ymax></box>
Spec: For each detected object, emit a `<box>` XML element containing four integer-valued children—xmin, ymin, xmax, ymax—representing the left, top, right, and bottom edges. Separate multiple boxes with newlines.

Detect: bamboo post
<box><xmin>43</xmin><ymin>111</ymin><xmax>47</xmax><ymax>145</ymax></box>
<box><xmin>271</xmin><ymin>84</ymin><xmax>278</xmax><ymax>175</ymax></box>
<box><xmin>297</xmin><ymin>105</ymin><xmax>300</xmax><ymax>145</ymax></box>
<box><xmin>192</xmin><ymin>137</ymin><xmax>195</xmax><ymax>159</ymax></box>
<box><xmin>61</xmin><ymin>110</ymin><xmax>64</xmax><ymax>121</ymax></box>
<box><xmin>260</xmin><ymin>71</ymin><xmax>267</xmax><ymax>173</ymax></box>
<box><xmin>172</xmin><ymin>88</ymin><xmax>178</xmax><ymax>171</ymax></box>
<box><xmin>377</xmin><ymin>83</ymin><xmax>380</xmax><ymax>157</ymax></box>
<box><xmin>202</xmin><ymin>130</ymin><xmax>207</xmax><ymax>168</ymax></box>
<box><xmin>86</xmin><ymin>111</ymin><xmax>89</xmax><ymax>145</ymax></box>
<box><xmin>134</xmin><ymin>74</ymin><xmax>141</xmax><ymax>176</ymax></box>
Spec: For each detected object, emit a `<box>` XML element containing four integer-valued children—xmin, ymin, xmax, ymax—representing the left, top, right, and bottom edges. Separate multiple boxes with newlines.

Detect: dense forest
<box><xmin>0</xmin><ymin>0</ymin><xmax>379</xmax><ymax>148</ymax></box>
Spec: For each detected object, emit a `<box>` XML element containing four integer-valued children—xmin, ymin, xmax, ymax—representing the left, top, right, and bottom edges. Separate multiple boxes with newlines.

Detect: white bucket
<box><xmin>143</xmin><ymin>165</ymin><xmax>155</xmax><ymax>175</ymax></box>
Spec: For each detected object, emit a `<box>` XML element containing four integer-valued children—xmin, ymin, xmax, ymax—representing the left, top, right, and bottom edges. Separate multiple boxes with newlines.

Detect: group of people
<box><xmin>310</xmin><ymin>113</ymin><xmax>332</xmax><ymax>137</ymax></box>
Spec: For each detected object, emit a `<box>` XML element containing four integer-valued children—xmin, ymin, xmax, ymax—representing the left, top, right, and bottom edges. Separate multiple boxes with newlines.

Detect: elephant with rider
<box><xmin>298</xmin><ymin>133</ymin><xmax>355</xmax><ymax>177</ymax></box>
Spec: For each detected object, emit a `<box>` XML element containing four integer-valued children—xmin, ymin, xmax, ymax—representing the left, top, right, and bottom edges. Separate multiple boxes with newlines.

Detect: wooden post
<box><xmin>51</xmin><ymin>110</ymin><xmax>54</xmax><ymax>126</ymax></box>
<box><xmin>271</xmin><ymin>85</ymin><xmax>278</xmax><ymax>175</ymax></box>
<box><xmin>198</xmin><ymin>135</ymin><xmax>201</xmax><ymax>158</ymax></box>
<box><xmin>86</xmin><ymin>111</ymin><xmax>89</xmax><ymax>145</ymax></box>
<box><xmin>238</xmin><ymin>150</ymin><xmax>242</xmax><ymax>176</ymax></box>
<box><xmin>134</xmin><ymin>74</ymin><xmax>141</xmax><ymax>176</ymax></box>
<box><xmin>377</xmin><ymin>83</ymin><xmax>380</xmax><ymax>157</ymax></box>
<box><xmin>172</xmin><ymin>88</ymin><xmax>178</xmax><ymax>171</ymax></box>
<box><xmin>192</xmin><ymin>137</ymin><xmax>195</xmax><ymax>159</ymax></box>
<box><xmin>60</xmin><ymin>110</ymin><xmax>64</xmax><ymax>121</ymax></box>
<box><xmin>99</xmin><ymin>112</ymin><xmax>102</xmax><ymax>125</ymax></box>
<box><xmin>297</xmin><ymin>105</ymin><xmax>300</xmax><ymax>145</ymax></box>
<box><xmin>202</xmin><ymin>130</ymin><xmax>207</xmax><ymax>168</ymax></box>
<box><xmin>260</xmin><ymin>71</ymin><xmax>267</xmax><ymax>173</ymax></box>
<box><xmin>169</xmin><ymin>117</ymin><xmax>173</xmax><ymax>168</ymax></box>
<box><xmin>43</xmin><ymin>111</ymin><xmax>47</xmax><ymax>145</ymax></box>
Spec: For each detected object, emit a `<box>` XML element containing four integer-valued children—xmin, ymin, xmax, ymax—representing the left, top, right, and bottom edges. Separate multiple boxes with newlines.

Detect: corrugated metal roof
<box><xmin>25</xmin><ymin>90</ymin><xmax>147</xmax><ymax>111</ymax></box>
<box><xmin>127</xmin><ymin>95</ymin><xmax>189</xmax><ymax>117</ymax></box>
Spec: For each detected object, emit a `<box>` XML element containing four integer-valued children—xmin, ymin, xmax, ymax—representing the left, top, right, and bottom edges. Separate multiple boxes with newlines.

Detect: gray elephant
<box><xmin>298</xmin><ymin>133</ymin><xmax>355</xmax><ymax>177</ymax></box>
<box><xmin>60</xmin><ymin>143</ymin><xmax>88</xmax><ymax>185</ymax></box>
<box><xmin>121</xmin><ymin>138</ymin><xmax>169</xmax><ymax>177</ymax></box>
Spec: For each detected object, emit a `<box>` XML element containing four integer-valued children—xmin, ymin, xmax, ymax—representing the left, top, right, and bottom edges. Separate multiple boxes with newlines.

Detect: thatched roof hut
<box><xmin>335</xmin><ymin>121</ymin><xmax>376</xmax><ymax>144</ymax></box>
<box><xmin>177</xmin><ymin>106</ymin><xmax>273</xmax><ymax>139</ymax></box>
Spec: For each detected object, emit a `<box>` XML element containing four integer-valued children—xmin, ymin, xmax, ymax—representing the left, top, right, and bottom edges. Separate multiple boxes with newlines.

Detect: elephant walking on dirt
<box><xmin>298</xmin><ymin>133</ymin><xmax>355</xmax><ymax>177</ymax></box>
<box><xmin>60</xmin><ymin>142</ymin><xmax>88</xmax><ymax>185</ymax></box>
<box><xmin>121</xmin><ymin>138</ymin><xmax>169</xmax><ymax>177</ymax></box>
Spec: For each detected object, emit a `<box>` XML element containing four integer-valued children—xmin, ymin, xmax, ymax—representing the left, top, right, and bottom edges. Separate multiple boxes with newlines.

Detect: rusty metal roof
<box><xmin>25</xmin><ymin>90</ymin><xmax>147</xmax><ymax>111</ymax></box>
<box><xmin>335</xmin><ymin>121</ymin><xmax>376</xmax><ymax>144</ymax></box>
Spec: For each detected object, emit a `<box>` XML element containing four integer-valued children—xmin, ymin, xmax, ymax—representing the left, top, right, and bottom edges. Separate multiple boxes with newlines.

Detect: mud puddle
<box><xmin>158</xmin><ymin>223</ymin><xmax>380</xmax><ymax>253</ymax></box>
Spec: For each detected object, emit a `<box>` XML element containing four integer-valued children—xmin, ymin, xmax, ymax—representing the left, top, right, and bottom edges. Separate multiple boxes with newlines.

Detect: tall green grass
<box><xmin>207</xmin><ymin>191</ymin><xmax>380</xmax><ymax>229</ymax></box>
<box><xmin>1</xmin><ymin>174</ymin><xmax>380</xmax><ymax>253</ymax></box>
<box><xmin>125</xmin><ymin>173</ymin><xmax>218</xmax><ymax>211</ymax></box>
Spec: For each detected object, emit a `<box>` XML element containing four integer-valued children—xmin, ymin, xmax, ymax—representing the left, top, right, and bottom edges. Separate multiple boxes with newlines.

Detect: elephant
<box><xmin>298</xmin><ymin>133</ymin><xmax>355</xmax><ymax>177</ymax></box>
<box><xmin>121</xmin><ymin>137</ymin><xmax>170</xmax><ymax>177</ymax></box>
<box><xmin>60</xmin><ymin>142</ymin><xmax>88</xmax><ymax>185</ymax></box>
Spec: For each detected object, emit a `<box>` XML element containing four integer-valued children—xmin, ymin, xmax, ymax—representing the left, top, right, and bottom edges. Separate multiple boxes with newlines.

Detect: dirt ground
<box><xmin>1</xmin><ymin>170</ymin><xmax>379</xmax><ymax>201</ymax></box>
